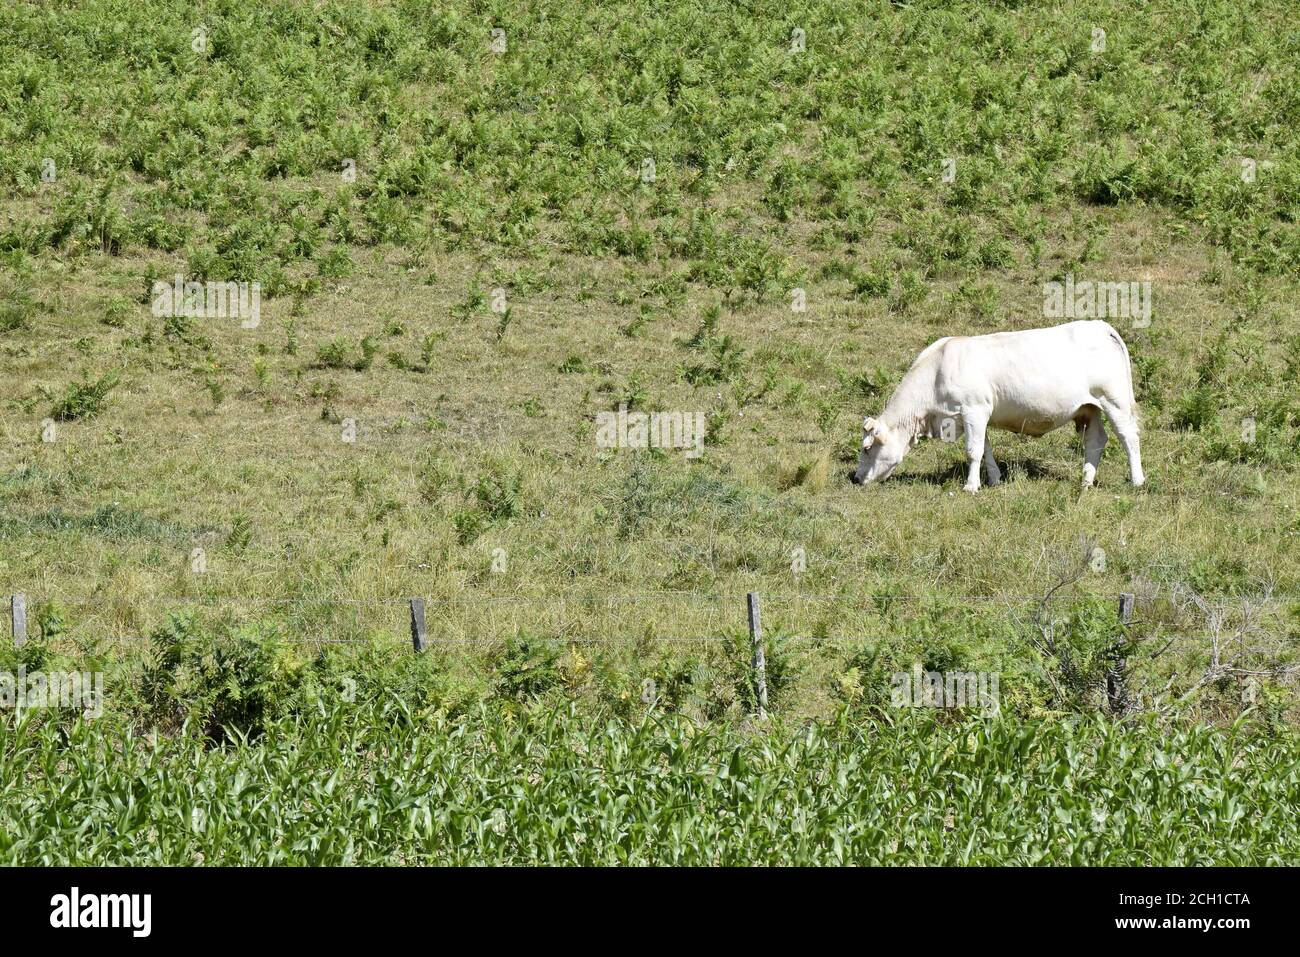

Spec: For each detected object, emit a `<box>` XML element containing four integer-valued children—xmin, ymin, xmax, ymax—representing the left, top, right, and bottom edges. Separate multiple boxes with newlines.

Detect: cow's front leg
<box><xmin>982</xmin><ymin>436</ymin><xmax>1001</xmax><ymax>486</ymax></box>
<box><xmin>963</xmin><ymin>416</ymin><xmax>989</xmax><ymax>492</ymax></box>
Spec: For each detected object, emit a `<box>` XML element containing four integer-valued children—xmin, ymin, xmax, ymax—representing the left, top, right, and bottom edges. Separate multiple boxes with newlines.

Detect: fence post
<box><xmin>747</xmin><ymin>592</ymin><xmax>767</xmax><ymax>718</ymax></box>
<box><xmin>1108</xmin><ymin>593</ymin><xmax>1134</xmax><ymax>714</ymax></box>
<box><xmin>409</xmin><ymin>598</ymin><xmax>427</xmax><ymax>653</ymax></box>
<box><xmin>11</xmin><ymin>594</ymin><xmax>26</xmax><ymax>649</ymax></box>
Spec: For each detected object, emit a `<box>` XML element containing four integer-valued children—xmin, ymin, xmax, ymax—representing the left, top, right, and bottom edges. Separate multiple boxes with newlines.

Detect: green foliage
<box><xmin>140</xmin><ymin>614</ymin><xmax>307</xmax><ymax>741</ymax></box>
<box><xmin>49</xmin><ymin>374</ymin><xmax>118</xmax><ymax>421</ymax></box>
<box><xmin>35</xmin><ymin>600</ymin><xmax>67</xmax><ymax>642</ymax></box>
<box><xmin>313</xmin><ymin>338</ymin><xmax>352</xmax><ymax>370</ymax></box>
<box><xmin>0</xmin><ymin>289</ymin><xmax>35</xmax><ymax>331</ymax></box>
<box><xmin>492</xmin><ymin>635</ymin><xmax>567</xmax><ymax>701</ymax></box>
<box><xmin>3</xmin><ymin>703</ymin><xmax>1298</xmax><ymax>865</ymax></box>
<box><xmin>682</xmin><ymin>334</ymin><xmax>744</xmax><ymax>386</ymax></box>
<box><xmin>0</xmin><ymin>0</ymin><xmax>1297</xmax><ymax>278</ymax></box>
<box><xmin>472</xmin><ymin>469</ymin><xmax>523</xmax><ymax>522</ymax></box>
<box><xmin>1041</xmin><ymin>595</ymin><xmax>1126</xmax><ymax>710</ymax></box>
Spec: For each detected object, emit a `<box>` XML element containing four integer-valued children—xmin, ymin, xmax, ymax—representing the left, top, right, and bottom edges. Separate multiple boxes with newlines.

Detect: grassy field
<box><xmin>1</xmin><ymin>0</ymin><xmax>1299</xmax><ymax>862</ymax></box>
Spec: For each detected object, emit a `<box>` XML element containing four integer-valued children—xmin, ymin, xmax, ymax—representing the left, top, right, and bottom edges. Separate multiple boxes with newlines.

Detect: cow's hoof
<box><xmin>962</xmin><ymin>483</ymin><xmax>980</xmax><ymax>494</ymax></box>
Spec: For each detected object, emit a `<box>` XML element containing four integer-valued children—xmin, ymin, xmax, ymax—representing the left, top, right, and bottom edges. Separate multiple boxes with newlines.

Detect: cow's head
<box><xmin>851</xmin><ymin>416</ymin><xmax>909</xmax><ymax>485</ymax></box>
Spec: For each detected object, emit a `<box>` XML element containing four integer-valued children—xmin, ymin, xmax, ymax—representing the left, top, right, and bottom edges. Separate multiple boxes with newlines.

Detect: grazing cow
<box><xmin>851</xmin><ymin>320</ymin><xmax>1145</xmax><ymax>492</ymax></box>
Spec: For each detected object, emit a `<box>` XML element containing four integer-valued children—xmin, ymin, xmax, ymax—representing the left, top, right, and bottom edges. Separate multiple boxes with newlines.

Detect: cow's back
<box><xmin>929</xmin><ymin>321</ymin><xmax>1131</xmax><ymax>433</ymax></box>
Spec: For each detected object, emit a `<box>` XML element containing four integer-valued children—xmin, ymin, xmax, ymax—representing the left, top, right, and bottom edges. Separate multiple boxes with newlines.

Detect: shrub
<box><xmin>50</xmin><ymin>374</ymin><xmax>118</xmax><ymax>421</ymax></box>
<box><xmin>313</xmin><ymin>338</ymin><xmax>352</xmax><ymax>369</ymax></box>
<box><xmin>493</xmin><ymin>634</ymin><xmax>567</xmax><ymax>701</ymax></box>
<box><xmin>472</xmin><ymin>468</ymin><xmax>522</xmax><ymax>521</ymax></box>
<box><xmin>140</xmin><ymin>615</ymin><xmax>307</xmax><ymax>741</ymax></box>
<box><xmin>1172</xmin><ymin>385</ymin><xmax>1219</xmax><ymax>432</ymax></box>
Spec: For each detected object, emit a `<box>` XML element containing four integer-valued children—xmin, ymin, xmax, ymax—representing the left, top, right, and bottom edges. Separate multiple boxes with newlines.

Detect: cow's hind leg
<box><xmin>1078</xmin><ymin>406</ymin><xmax>1107</xmax><ymax>488</ymax></box>
<box><xmin>982</xmin><ymin>435</ymin><xmax>1001</xmax><ymax>487</ymax></box>
<box><xmin>1097</xmin><ymin>397</ymin><xmax>1145</xmax><ymax>487</ymax></box>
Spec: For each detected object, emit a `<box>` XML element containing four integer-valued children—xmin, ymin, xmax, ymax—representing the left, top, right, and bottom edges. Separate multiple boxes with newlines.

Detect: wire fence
<box><xmin>10</xmin><ymin>584</ymin><xmax>1288</xmax><ymax>721</ymax></box>
<box><xmin>0</xmin><ymin>422</ymin><xmax>1243</xmax><ymax>453</ymax></box>
<box><xmin>6</xmin><ymin>588</ymin><xmax>1290</xmax><ymax>650</ymax></box>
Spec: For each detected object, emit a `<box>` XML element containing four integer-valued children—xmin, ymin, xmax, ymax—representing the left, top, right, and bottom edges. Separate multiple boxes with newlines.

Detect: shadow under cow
<box><xmin>844</xmin><ymin>457</ymin><xmax>1070</xmax><ymax>487</ymax></box>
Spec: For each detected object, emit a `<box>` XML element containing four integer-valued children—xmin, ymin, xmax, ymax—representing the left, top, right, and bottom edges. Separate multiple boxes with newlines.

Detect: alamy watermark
<box><xmin>50</xmin><ymin>887</ymin><xmax>150</xmax><ymax>937</ymax></box>
<box><xmin>1043</xmin><ymin>274</ymin><xmax>1151</xmax><ymax>328</ymax></box>
<box><xmin>595</xmin><ymin>404</ymin><xmax>705</xmax><ymax>458</ymax></box>
<box><xmin>1</xmin><ymin>667</ymin><xmax>104</xmax><ymax>718</ymax></box>
<box><xmin>891</xmin><ymin>665</ymin><xmax>999</xmax><ymax>716</ymax></box>
<box><xmin>151</xmin><ymin>274</ymin><xmax>261</xmax><ymax>329</ymax></box>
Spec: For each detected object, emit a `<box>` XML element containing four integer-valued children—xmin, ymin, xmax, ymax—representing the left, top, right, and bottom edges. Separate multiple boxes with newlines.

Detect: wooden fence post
<box><xmin>409</xmin><ymin>598</ymin><xmax>427</xmax><ymax>653</ymax></box>
<box><xmin>747</xmin><ymin>592</ymin><xmax>767</xmax><ymax>718</ymax></box>
<box><xmin>11</xmin><ymin>594</ymin><xmax>26</xmax><ymax>648</ymax></box>
<box><xmin>1108</xmin><ymin>593</ymin><xmax>1134</xmax><ymax>714</ymax></box>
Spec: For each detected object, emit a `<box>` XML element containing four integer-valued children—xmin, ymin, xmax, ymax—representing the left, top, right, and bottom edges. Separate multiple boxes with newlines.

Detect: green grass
<box><xmin>4</xmin><ymin>702</ymin><xmax>1297</xmax><ymax>865</ymax></box>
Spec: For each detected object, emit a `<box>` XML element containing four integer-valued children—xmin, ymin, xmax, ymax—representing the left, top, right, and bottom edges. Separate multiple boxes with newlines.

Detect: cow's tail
<box><xmin>1106</xmin><ymin>323</ymin><xmax>1139</xmax><ymax>423</ymax></box>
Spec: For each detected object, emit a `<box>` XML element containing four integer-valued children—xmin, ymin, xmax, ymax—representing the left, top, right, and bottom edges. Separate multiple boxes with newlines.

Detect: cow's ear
<box><xmin>862</xmin><ymin>416</ymin><xmax>875</xmax><ymax>432</ymax></box>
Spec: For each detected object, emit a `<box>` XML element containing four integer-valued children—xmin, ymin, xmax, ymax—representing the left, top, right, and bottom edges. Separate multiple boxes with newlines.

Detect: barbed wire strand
<box><xmin>12</xmin><ymin>591</ymin><xmax>1292</xmax><ymax>607</ymax></box>
<box><xmin>0</xmin><ymin>422</ymin><xmax>1248</xmax><ymax>453</ymax></box>
<box><xmin>40</xmin><ymin>630</ymin><xmax>1266</xmax><ymax>648</ymax></box>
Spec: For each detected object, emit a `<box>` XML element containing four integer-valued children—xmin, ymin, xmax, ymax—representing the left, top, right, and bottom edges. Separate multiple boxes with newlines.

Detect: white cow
<box><xmin>852</xmin><ymin>320</ymin><xmax>1145</xmax><ymax>492</ymax></box>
